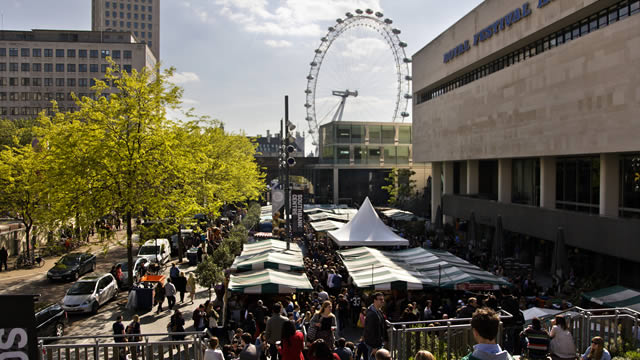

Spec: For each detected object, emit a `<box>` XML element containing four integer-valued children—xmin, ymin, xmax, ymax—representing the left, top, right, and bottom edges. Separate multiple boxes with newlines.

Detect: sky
<box><xmin>2</xmin><ymin>0</ymin><xmax>484</xmax><ymax>150</ymax></box>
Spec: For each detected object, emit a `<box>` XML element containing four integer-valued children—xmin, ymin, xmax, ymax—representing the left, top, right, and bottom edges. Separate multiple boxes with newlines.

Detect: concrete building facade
<box><xmin>0</xmin><ymin>30</ymin><xmax>156</xmax><ymax>118</ymax></box>
<box><xmin>412</xmin><ymin>0</ymin><xmax>640</xmax><ymax>283</ymax></box>
<box><xmin>91</xmin><ymin>0</ymin><xmax>160</xmax><ymax>59</ymax></box>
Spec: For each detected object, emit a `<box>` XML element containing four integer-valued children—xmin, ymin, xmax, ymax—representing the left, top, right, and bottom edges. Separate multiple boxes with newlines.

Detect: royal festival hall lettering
<box><xmin>443</xmin><ymin>2</ymin><xmax>538</xmax><ymax>63</ymax></box>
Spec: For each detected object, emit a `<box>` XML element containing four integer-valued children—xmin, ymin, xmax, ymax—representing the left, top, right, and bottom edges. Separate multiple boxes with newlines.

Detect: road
<box><xmin>0</xmin><ymin>232</ymin><xmax>212</xmax><ymax>344</ymax></box>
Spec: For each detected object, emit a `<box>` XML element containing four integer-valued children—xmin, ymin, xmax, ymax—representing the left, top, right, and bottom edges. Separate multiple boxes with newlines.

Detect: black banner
<box><xmin>291</xmin><ymin>189</ymin><xmax>304</xmax><ymax>236</ymax></box>
<box><xmin>0</xmin><ymin>295</ymin><xmax>38</xmax><ymax>360</ymax></box>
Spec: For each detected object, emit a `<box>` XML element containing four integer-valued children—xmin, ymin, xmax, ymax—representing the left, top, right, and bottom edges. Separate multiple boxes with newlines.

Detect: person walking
<box><xmin>112</xmin><ymin>315</ymin><xmax>127</xmax><ymax>359</ymax></box>
<box><xmin>0</xmin><ymin>246</ymin><xmax>8</xmax><ymax>271</ymax></box>
<box><xmin>363</xmin><ymin>293</ymin><xmax>386</xmax><ymax>360</ymax></box>
<box><xmin>168</xmin><ymin>310</ymin><xmax>186</xmax><ymax>341</ymax></box>
<box><xmin>154</xmin><ymin>281</ymin><xmax>166</xmax><ymax>314</ymax></box>
<box><xmin>193</xmin><ymin>304</ymin><xmax>207</xmax><ymax>331</ymax></box>
<box><xmin>461</xmin><ymin>308</ymin><xmax>514</xmax><ymax>360</ymax></box>
<box><xmin>170</xmin><ymin>263</ymin><xmax>179</xmax><ymax>283</ymax></box>
<box><xmin>239</xmin><ymin>332</ymin><xmax>259</xmax><ymax>360</ymax></box>
<box><xmin>126</xmin><ymin>315</ymin><xmax>142</xmax><ymax>357</ymax></box>
<box><xmin>165</xmin><ymin>278</ymin><xmax>177</xmax><ymax>310</ymax></box>
<box><xmin>265</xmin><ymin>303</ymin><xmax>288</xmax><ymax>360</ymax></box>
<box><xmin>175</xmin><ymin>272</ymin><xmax>187</xmax><ymax>303</ymax></box>
<box><xmin>279</xmin><ymin>320</ymin><xmax>304</xmax><ymax>360</ymax></box>
<box><xmin>187</xmin><ymin>273</ymin><xmax>197</xmax><ymax>304</ymax></box>
<box><xmin>581</xmin><ymin>336</ymin><xmax>611</xmax><ymax>360</ymax></box>
<box><xmin>204</xmin><ymin>336</ymin><xmax>225</xmax><ymax>360</ymax></box>
<box><xmin>314</xmin><ymin>300</ymin><xmax>337</xmax><ymax>350</ymax></box>
<box><xmin>549</xmin><ymin>315</ymin><xmax>577</xmax><ymax>360</ymax></box>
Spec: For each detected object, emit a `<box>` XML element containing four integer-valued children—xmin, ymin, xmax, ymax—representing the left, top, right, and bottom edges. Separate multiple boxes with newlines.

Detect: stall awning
<box><xmin>339</xmin><ymin>247</ymin><xmax>510</xmax><ymax>290</ymax></box>
<box><xmin>228</xmin><ymin>269</ymin><xmax>313</xmax><ymax>294</ymax></box>
<box><xmin>310</xmin><ymin>220</ymin><xmax>345</xmax><ymax>232</ymax></box>
<box><xmin>308</xmin><ymin>212</ymin><xmax>353</xmax><ymax>222</ymax></box>
<box><xmin>241</xmin><ymin>239</ymin><xmax>302</xmax><ymax>256</ymax></box>
<box><xmin>582</xmin><ymin>286</ymin><xmax>640</xmax><ymax>312</ymax></box>
<box><xmin>231</xmin><ymin>251</ymin><xmax>305</xmax><ymax>272</ymax></box>
<box><xmin>380</xmin><ymin>208</ymin><xmax>425</xmax><ymax>222</ymax></box>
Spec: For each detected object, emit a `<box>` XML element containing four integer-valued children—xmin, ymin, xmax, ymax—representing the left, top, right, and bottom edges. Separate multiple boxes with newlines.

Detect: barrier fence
<box><xmin>38</xmin><ymin>331</ymin><xmax>209</xmax><ymax>360</ymax></box>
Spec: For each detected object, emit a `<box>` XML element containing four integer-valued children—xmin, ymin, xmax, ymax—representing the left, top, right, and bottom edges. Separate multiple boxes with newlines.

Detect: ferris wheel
<box><xmin>304</xmin><ymin>8</ymin><xmax>412</xmax><ymax>151</ymax></box>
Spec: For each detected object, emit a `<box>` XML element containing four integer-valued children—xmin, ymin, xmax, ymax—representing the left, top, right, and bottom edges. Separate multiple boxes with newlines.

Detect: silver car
<box><xmin>61</xmin><ymin>273</ymin><xmax>119</xmax><ymax>314</ymax></box>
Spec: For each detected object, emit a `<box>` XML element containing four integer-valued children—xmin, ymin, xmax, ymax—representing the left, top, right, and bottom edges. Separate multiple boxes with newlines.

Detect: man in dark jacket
<box><xmin>363</xmin><ymin>292</ymin><xmax>386</xmax><ymax>360</ymax></box>
<box><xmin>457</xmin><ymin>297</ymin><xmax>478</xmax><ymax>318</ymax></box>
<box><xmin>0</xmin><ymin>246</ymin><xmax>8</xmax><ymax>271</ymax></box>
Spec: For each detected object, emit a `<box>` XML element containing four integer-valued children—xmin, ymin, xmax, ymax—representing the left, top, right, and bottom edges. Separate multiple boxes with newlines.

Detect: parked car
<box><xmin>35</xmin><ymin>303</ymin><xmax>67</xmax><ymax>339</ymax></box>
<box><xmin>47</xmin><ymin>253</ymin><xmax>96</xmax><ymax>282</ymax></box>
<box><xmin>61</xmin><ymin>273</ymin><xmax>118</xmax><ymax>314</ymax></box>
<box><xmin>137</xmin><ymin>239</ymin><xmax>171</xmax><ymax>264</ymax></box>
<box><xmin>115</xmin><ymin>257</ymin><xmax>148</xmax><ymax>287</ymax></box>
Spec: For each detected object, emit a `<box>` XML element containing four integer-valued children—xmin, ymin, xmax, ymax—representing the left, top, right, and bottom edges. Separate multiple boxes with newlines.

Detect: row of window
<box><xmin>1</xmin><ymin>106</ymin><xmax>82</xmax><ymax>116</ymax></box>
<box><xmin>105</xmin><ymin>10</ymin><xmax>153</xmax><ymax>22</ymax></box>
<box><xmin>106</xmin><ymin>2</ymin><xmax>152</xmax><ymax>11</ymax></box>
<box><xmin>0</xmin><ymin>91</ymin><xmax>104</xmax><ymax>102</ymax></box>
<box><xmin>417</xmin><ymin>0</ymin><xmax>640</xmax><ymax>104</ymax></box>
<box><xmin>0</xmin><ymin>75</ymin><xmax>128</xmax><ymax>87</ymax></box>
<box><xmin>0</xmin><ymin>48</ymin><xmax>133</xmax><ymax>59</ymax></box>
<box><xmin>0</xmin><ymin>63</ymin><xmax>133</xmax><ymax>73</ymax></box>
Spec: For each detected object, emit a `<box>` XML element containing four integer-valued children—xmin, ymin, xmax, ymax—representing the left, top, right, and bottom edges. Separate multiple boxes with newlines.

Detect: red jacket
<box><xmin>279</xmin><ymin>331</ymin><xmax>304</xmax><ymax>360</ymax></box>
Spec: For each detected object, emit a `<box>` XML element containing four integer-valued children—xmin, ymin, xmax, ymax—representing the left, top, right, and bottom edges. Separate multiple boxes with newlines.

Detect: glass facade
<box><xmin>556</xmin><ymin>157</ymin><xmax>600</xmax><ymax>213</ymax></box>
<box><xmin>512</xmin><ymin>158</ymin><xmax>540</xmax><ymax>206</ymax></box>
<box><xmin>368</xmin><ymin>126</ymin><xmax>381</xmax><ymax>144</ymax></box>
<box><xmin>619</xmin><ymin>154</ymin><xmax>640</xmax><ymax>218</ymax></box>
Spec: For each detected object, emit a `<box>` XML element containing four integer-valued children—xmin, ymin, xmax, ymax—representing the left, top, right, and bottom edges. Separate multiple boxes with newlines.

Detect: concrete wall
<box><xmin>413</xmin><ymin>11</ymin><xmax>640</xmax><ymax>162</ymax></box>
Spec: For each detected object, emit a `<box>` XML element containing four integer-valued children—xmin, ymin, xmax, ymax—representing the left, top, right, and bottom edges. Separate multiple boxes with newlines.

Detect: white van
<box><xmin>137</xmin><ymin>239</ymin><xmax>171</xmax><ymax>264</ymax></box>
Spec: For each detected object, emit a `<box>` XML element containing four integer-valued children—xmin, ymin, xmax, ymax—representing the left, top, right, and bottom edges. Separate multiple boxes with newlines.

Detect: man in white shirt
<box><xmin>165</xmin><ymin>278</ymin><xmax>177</xmax><ymax>310</ymax></box>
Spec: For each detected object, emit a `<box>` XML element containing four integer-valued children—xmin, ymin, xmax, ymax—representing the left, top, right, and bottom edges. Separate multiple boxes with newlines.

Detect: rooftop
<box><xmin>0</xmin><ymin>29</ymin><xmax>139</xmax><ymax>44</ymax></box>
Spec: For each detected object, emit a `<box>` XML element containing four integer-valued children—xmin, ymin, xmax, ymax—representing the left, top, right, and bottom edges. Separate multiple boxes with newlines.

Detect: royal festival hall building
<box><xmin>412</xmin><ymin>0</ymin><xmax>640</xmax><ymax>286</ymax></box>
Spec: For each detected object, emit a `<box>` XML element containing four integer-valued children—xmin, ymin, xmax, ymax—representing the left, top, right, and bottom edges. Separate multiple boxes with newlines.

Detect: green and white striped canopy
<box><xmin>231</xmin><ymin>251</ymin><xmax>305</xmax><ymax>272</ymax></box>
<box><xmin>241</xmin><ymin>239</ymin><xmax>302</xmax><ymax>256</ymax></box>
<box><xmin>339</xmin><ymin>247</ymin><xmax>511</xmax><ymax>290</ymax></box>
<box><xmin>582</xmin><ymin>286</ymin><xmax>640</xmax><ymax>312</ymax></box>
<box><xmin>228</xmin><ymin>269</ymin><xmax>313</xmax><ymax>294</ymax></box>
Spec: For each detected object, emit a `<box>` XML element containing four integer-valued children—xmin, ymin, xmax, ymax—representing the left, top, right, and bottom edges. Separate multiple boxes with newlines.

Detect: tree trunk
<box><xmin>24</xmin><ymin>223</ymin><xmax>31</xmax><ymax>258</ymax></box>
<box><xmin>178</xmin><ymin>226</ymin><xmax>184</xmax><ymax>263</ymax></box>
<box><xmin>126</xmin><ymin>212</ymin><xmax>134</xmax><ymax>288</ymax></box>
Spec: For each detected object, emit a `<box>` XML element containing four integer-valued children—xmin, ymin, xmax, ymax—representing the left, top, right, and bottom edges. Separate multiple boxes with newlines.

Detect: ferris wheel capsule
<box><xmin>384</xmin><ymin>19</ymin><xmax>393</xmax><ymax>24</ymax></box>
<box><xmin>328</xmin><ymin>26</ymin><xmax>335</xmax><ymax>32</ymax></box>
<box><xmin>375</xmin><ymin>12</ymin><xmax>384</xmax><ymax>17</ymax></box>
<box><xmin>392</xmin><ymin>28</ymin><xmax>401</xmax><ymax>35</ymax></box>
<box><xmin>355</xmin><ymin>9</ymin><xmax>363</xmax><ymax>14</ymax></box>
<box><xmin>305</xmin><ymin>89</ymin><xmax>312</xmax><ymax>94</ymax></box>
<box><xmin>401</xmin><ymin>112</ymin><xmax>410</xmax><ymax>117</ymax></box>
<box><xmin>403</xmin><ymin>58</ymin><xmax>412</xmax><ymax>63</ymax></box>
<box><xmin>399</xmin><ymin>42</ymin><xmax>407</xmax><ymax>48</ymax></box>
<box><xmin>336</xmin><ymin>18</ymin><xmax>343</xmax><ymax>24</ymax></box>
<box><xmin>345</xmin><ymin>12</ymin><xmax>353</xmax><ymax>18</ymax></box>
<box><xmin>315</xmin><ymin>49</ymin><xmax>322</xmax><ymax>54</ymax></box>
<box><xmin>365</xmin><ymin>9</ymin><xmax>373</xmax><ymax>14</ymax></box>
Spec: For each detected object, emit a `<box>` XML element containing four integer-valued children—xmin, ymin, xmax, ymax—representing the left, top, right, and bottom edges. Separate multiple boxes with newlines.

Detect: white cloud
<box><xmin>264</xmin><ymin>39</ymin><xmax>293</xmax><ymax>48</ymax></box>
<box><xmin>169</xmin><ymin>72</ymin><xmax>200</xmax><ymax>84</ymax></box>
<box><xmin>215</xmin><ymin>0</ymin><xmax>383</xmax><ymax>37</ymax></box>
<box><xmin>182</xmin><ymin>98</ymin><xmax>199</xmax><ymax>105</ymax></box>
<box><xmin>180</xmin><ymin>1</ymin><xmax>215</xmax><ymax>24</ymax></box>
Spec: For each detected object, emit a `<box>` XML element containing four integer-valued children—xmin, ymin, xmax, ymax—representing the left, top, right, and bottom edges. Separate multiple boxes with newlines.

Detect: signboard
<box><xmin>271</xmin><ymin>188</ymin><xmax>285</xmax><ymax>238</ymax></box>
<box><xmin>455</xmin><ymin>283</ymin><xmax>500</xmax><ymax>291</ymax></box>
<box><xmin>291</xmin><ymin>189</ymin><xmax>304</xmax><ymax>236</ymax></box>
<box><xmin>0</xmin><ymin>295</ymin><xmax>38</xmax><ymax>360</ymax></box>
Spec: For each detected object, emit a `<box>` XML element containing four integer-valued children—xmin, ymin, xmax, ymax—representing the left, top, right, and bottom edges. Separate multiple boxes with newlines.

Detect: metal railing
<box><xmin>386</xmin><ymin>310</ymin><xmax>513</xmax><ymax>360</ymax></box>
<box><xmin>386</xmin><ymin>307</ymin><xmax>640</xmax><ymax>360</ymax></box>
<box><xmin>38</xmin><ymin>331</ymin><xmax>209</xmax><ymax>360</ymax></box>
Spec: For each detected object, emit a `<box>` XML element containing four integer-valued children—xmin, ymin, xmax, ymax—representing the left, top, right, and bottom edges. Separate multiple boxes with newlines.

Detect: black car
<box><xmin>47</xmin><ymin>253</ymin><xmax>96</xmax><ymax>281</ymax></box>
<box><xmin>36</xmin><ymin>303</ymin><xmax>67</xmax><ymax>339</ymax></box>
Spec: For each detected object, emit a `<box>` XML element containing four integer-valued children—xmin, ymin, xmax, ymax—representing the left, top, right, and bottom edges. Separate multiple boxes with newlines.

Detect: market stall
<box><xmin>241</xmin><ymin>238</ymin><xmax>302</xmax><ymax>256</ymax></box>
<box><xmin>228</xmin><ymin>269</ymin><xmax>313</xmax><ymax>294</ymax></box>
<box><xmin>582</xmin><ymin>285</ymin><xmax>640</xmax><ymax>312</ymax></box>
<box><xmin>231</xmin><ymin>251</ymin><xmax>304</xmax><ymax>272</ymax></box>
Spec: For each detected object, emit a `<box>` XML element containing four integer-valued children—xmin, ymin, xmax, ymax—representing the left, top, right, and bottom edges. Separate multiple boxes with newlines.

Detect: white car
<box><xmin>137</xmin><ymin>239</ymin><xmax>171</xmax><ymax>264</ymax></box>
<box><xmin>61</xmin><ymin>273</ymin><xmax>119</xmax><ymax>314</ymax></box>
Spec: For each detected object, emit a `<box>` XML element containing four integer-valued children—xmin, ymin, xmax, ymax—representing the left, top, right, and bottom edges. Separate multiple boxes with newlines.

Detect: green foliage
<box><xmin>139</xmin><ymin>221</ymin><xmax>177</xmax><ymax>243</ymax></box>
<box><xmin>194</xmin><ymin>255</ymin><xmax>225</xmax><ymax>300</ymax></box>
<box><xmin>381</xmin><ymin>168</ymin><xmax>417</xmax><ymax>207</ymax></box>
<box><xmin>240</xmin><ymin>202</ymin><xmax>262</xmax><ymax>230</ymax></box>
<box><xmin>0</xmin><ymin>117</ymin><xmax>38</xmax><ymax>148</ymax></box>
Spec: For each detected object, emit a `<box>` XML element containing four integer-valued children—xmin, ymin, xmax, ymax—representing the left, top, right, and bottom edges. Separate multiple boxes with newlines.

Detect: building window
<box><xmin>67</xmin><ymin>78</ymin><xmax>75</xmax><ymax>87</ymax></box>
<box><xmin>78</xmin><ymin>78</ymin><xmax>88</xmax><ymax>87</ymax></box>
<box><xmin>56</xmin><ymin>49</ymin><xmax>64</xmax><ymax>58</ymax></box>
<box><xmin>9</xmin><ymin>63</ymin><xmax>18</xmax><ymax>72</ymax></box>
<box><xmin>120</xmin><ymin>12</ymin><xmax>124</xmax><ymax>18</ymax></box>
<box><xmin>142</xmin><ymin>14</ymin><xmax>146</xmax><ymax>20</ymax></box>
<box><xmin>0</xmin><ymin>78</ymin><xmax>7</xmax><ymax>86</ymax></box>
<box><xmin>44</xmin><ymin>78</ymin><xmax>53</xmax><ymax>86</ymax></box>
<box><xmin>90</xmin><ymin>64</ymin><xmax>98</xmax><ymax>73</ymax></box>
<box><xmin>101</xmin><ymin>64</ymin><xmax>108</xmax><ymax>73</ymax></box>
<box><xmin>381</xmin><ymin>125</ymin><xmax>395</xmax><ymax>144</ymax></box>
<box><xmin>67</xmin><ymin>64</ymin><xmax>76</xmax><ymax>72</ymax></box>
<box><xmin>101</xmin><ymin>50</ymin><xmax>110</xmax><ymax>58</ymax></box>
<box><xmin>9</xmin><ymin>92</ymin><xmax>17</xmax><ymax>100</ymax></box>
<box><xmin>120</xmin><ymin>3</ymin><xmax>124</xmax><ymax>9</ymax></box>
<box><xmin>21</xmin><ymin>78</ymin><xmax>30</xmax><ymax>86</ymax></box>
<box><xmin>105</xmin><ymin>10</ymin><xmax>110</xmax><ymax>17</ymax></box>
<box><xmin>105</xmin><ymin>19</ymin><xmax>110</xmax><ymax>26</ymax></box>
<box><xmin>367</xmin><ymin>147</ymin><xmax>381</xmax><ymax>165</ymax></box>
<box><xmin>134</xmin><ymin>31</ymin><xmax>138</xmax><ymax>37</ymax></box>
<box><xmin>123</xmin><ymin>64</ymin><xmax>132</xmax><ymax>73</ymax></box>
<box><xmin>56</xmin><ymin>64</ymin><xmax>64</xmax><ymax>72</ymax></box>
<box><xmin>9</xmin><ymin>48</ymin><xmax>18</xmax><ymax>57</ymax></box>
<box><xmin>32</xmin><ymin>78</ymin><xmax>41</xmax><ymax>86</ymax></box>
<box><xmin>368</xmin><ymin>125</ymin><xmax>381</xmax><ymax>144</ymax></box>
<box><xmin>556</xmin><ymin>157</ymin><xmax>600</xmax><ymax>213</ymax></box>
<box><xmin>619</xmin><ymin>154</ymin><xmax>640</xmax><ymax>218</ymax></box>
<box><xmin>141</xmin><ymin>23</ymin><xmax>146</xmax><ymax>29</ymax></box>
<box><xmin>44</xmin><ymin>49</ymin><xmax>53</xmax><ymax>57</ymax></box>
<box><xmin>32</xmin><ymin>63</ymin><xmax>41</xmax><ymax>72</ymax></box>
<box><xmin>123</xmin><ymin>50</ymin><xmax>132</xmax><ymax>59</ymax></box>
<box><xmin>141</xmin><ymin>32</ymin><xmax>145</xmax><ymax>38</ymax></box>
<box><xmin>21</xmin><ymin>63</ymin><xmax>29</xmax><ymax>72</ymax></box>
<box><xmin>134</xmin><ymin>22</ymin><xmax>138</xmax><ymax>28</ymax></box>
<box><xmin>79</xmin><ymin>64</ymin><xmax>87</xmax><ymax>72</ymax></box>
<box><xmin>56</xmin><ymin>92</ymin><xmax>64</xmax><ymax>101</ymax></box>
<box><xmin>79</xmin><ymin>49</ymin><xmax>87</xmax><ymax>58</ymax></box>
<box><xmin>112</xmin><ymin>50</ymin><xmax>121</xmax><ymax>59</ymax></box>
<box><xmin>512</xmin><ymin>158</ymin><xmax>540</xmax><ymax>206</ymax></box>
<box><xmin>56</xmin><ymin>78</ymin><xmax>64</xmax><ymax>86</ymax></box>
<box><xmin>31</xmin><ymin>48</ymin><xmax>41</xmax><ymax>57</ymax></box>
<box><xmin>0</xmin><ymin>48</ymin><xmax>5</xmax><ymax>57</ymax></box>
<box><xmin>0</xmin><ymin>92</ymin><xmax>5</xmax><ymax>100</ymax></box>
<box><xmin>44</xmin><ymin>63</ymin><xmax>53</xmax><ymax>72</ymax></box>
<box><xmin>67</xmin><ymin>49</ymin><xmax>76</xmax><ymax>58</ymax></box>
<box><xmin>21</xmin><ymin>48</ymin><xmax>29</xmax><ymax>57</ymax></box>
<box><xmin>90</xmin><ymin>50</ymin><xmax>99</xmax><ymax>58</ymax></box>
<box><xmin>127</xmin><ymin>21</ymin><xmax>131</xmax><ymax>28</ymax></box>
<box><xmin>0</xmin><ymin>63</ymin><xmax>5</xmax><ymax>72</ymax></box>
<box><xmin>142</xmin><ymin>5</ymin><xmax>146</xmax><ymax>11</ymax></box>
<box><xmin>127</xmin><ymin>12</ymin><xmax>131</xmax><ymax>19</ymax></box>
<box><xmin>9</xmin><ymin>77</ymin><xmax>18</xmax><ymax>86</ymax></box>
<box><xmin>148</xmin><ymin>23</ymin><xmax>152</xmax><ymax>30</ymax></box>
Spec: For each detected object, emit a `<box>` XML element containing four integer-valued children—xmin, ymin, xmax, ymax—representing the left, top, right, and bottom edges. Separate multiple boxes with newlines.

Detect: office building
<box><xmin>91</xmin><ymin>0</ymin><xmax>160</xmax><ymax>60</ymax></box>
<box><xmin>412</xmin><ymin>0</ymin><xmax>640</xmax><ymax>285</ymax></box>
<box><xmin>0</xmin><ymin>29</ymin><xmax>156</xmax><ymax>119</ymax></box>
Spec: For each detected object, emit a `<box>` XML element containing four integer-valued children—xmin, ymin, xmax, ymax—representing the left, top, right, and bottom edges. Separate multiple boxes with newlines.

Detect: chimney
<box><xmin>267</xmin><ymin>130</ymin><xmax>271</xmax><ymax>143</ymax></box>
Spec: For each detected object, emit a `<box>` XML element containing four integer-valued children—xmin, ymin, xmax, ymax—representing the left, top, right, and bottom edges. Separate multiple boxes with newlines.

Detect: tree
<box><xmin>0</xmin><ymin>117</ymin><xmax>38</xmax><ymax>148</ymax></box>
<box><xmin>382</xmin><ymin>168</ymin><xmax>417</xmax><ymax>207</ymax></box>
<box><xmin>194</xmin><ymin>256</ymin><xmax>225</xmax><ymax>301</ymax></box>
<box><xmin>0</xmin><ymin>144</ymin><xmax>46</xmax><ymax>258</ymax></box>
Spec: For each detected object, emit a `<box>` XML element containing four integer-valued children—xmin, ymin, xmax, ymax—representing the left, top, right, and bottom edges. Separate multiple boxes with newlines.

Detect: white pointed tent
<box><xmin>328</xmin><ymin>197</ymin><xmax>409</xmax><ymax>247</ymax></box>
